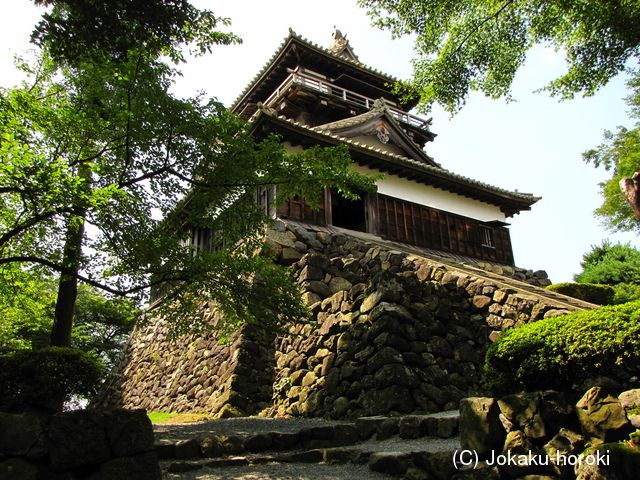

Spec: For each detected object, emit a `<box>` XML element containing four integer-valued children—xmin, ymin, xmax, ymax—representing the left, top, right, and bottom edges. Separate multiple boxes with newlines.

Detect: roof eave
<box><xmin>250</xmin><ymin>110</ymin><xmax>539</xmax><ymax>215</ymax></box>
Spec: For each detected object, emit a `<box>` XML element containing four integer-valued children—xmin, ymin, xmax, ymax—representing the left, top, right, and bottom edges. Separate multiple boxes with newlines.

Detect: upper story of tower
<box><xmin>230</xmin><ymin>29</ymin><xmax>437</xmax><ymax>154</ymax></box>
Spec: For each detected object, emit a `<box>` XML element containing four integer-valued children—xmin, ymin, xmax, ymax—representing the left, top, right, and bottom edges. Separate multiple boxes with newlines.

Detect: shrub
<box><xmin>574</xmin><ymin>241</ymin><xmax>640</xmax><ymax>286</ymax></box>
<box><xmin>484</xmin><ymin>301</ymin><xmax>640</xmax><ymax>395</ymax></box>
<box><xmin>612</xmin><ymin>283</ymin><xmax>640</xmax><ymax>304</ymax></box>
<box><xmin>546</xmin><ymin>282</ymin><xmax>615</xmax><ymax>305</ymax></box>
<box><xmin>0</xmin><ymin>347</ymin><xmax>104</xmax><ymax>414</ymax></box>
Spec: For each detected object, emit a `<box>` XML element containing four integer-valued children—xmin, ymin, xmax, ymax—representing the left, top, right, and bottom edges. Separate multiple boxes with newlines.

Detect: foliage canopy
<box><xmin>0</xmin><ymin>268</ymin><xmax>137</xmax><ymax>368</ymax></box>
<box><xmin>571</xmin><ymin>240</ymin><xmax>640</xmax><ymax>304</ymax></box>
<box><xmin>31</xmin><ymin>0</ymin><xmax>240</xmax><ymax>65</ymax></box>
<box><xmin>359</xmin><ymin>0</ymin><xmax>640</xmax><ymax>113</ymax></box>
<box><xmin>1</xmin><ymin>1</ymin><xmax>379</xmax><ymax>352</ymax></box>
<box><xmin>574</xmin><ymin>240</ymin><xmax>640</xmax><ymax>286</ymax></box>
<box><xmin>583</xmin><ymin>73</ymin><xmax>640</xmax><ymax>232</ymax></box>
<box><xmin>545</xmin><ymin>282</ymin><xmax>615</xmax><ymax>306</ymax></box>
<box><xmin>0</xmin><ymin>346</ymin><xmax>103</xmax><ymax>413</ymax></box>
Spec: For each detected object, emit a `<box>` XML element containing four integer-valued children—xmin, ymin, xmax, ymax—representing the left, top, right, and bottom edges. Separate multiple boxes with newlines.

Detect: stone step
<box><xmin>154</xmin><ymin>411</ymin><xmax>460</xmax><ymax>461</ymax></box>
<box><xmin>163</xmin><ymin>443</ymin><xmax>465</xmax><ymax>478</ymax></box>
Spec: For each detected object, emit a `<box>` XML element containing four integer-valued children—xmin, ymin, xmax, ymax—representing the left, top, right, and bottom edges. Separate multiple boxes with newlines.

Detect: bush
<box><xmin>612</xmin><ymin>283</ymin><xmax>640</xmax><ymax>304</ymax></box>
<box><xmin>574</xmin><ymin>241</ymin><xmax>640</xmax><ymax>286</ymax></box>
<box><xmin>545</xmin><ymin>282</ymin><xmax>615</xmax><ymax>305</ymax></box>
<box><xmin>484</xmin><ymin>301</ymin><xmax>640</xmax><ymax>395</ymax></box>
<box><xmin>0</xmin><ymin>347</ymin><xmax>104</xmax><ymax>414</ymax></box>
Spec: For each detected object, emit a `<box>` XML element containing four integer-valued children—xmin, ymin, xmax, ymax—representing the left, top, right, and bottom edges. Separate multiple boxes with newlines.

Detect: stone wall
<box><xmin>97</xmin><ymin>220</ymin><xmax>593</xmax><ymax>418</ymax></box>
<box><xmin>459</xmin><ymin>388</ymin><xmax>640</xmax><ymax>479</ymax></box>
<box><xmin>0</xmin><ymin>409</ymin><xmax>160</xmax><ymax>480</ymax></box>
<box><xmin>98</xmin><ymin>320</ymin><xmax>275</xmax><ymax>417</ymax></box>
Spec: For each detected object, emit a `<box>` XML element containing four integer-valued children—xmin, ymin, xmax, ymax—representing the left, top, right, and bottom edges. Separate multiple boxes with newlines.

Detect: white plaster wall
<box><xmin>284</xmin><ymin>142</ymin><xmax>506</xmax><ymax>223</ymax></box>
<box><xmin>355</xmin><ymin>164</ymin><xmax>507</xmax><ymax>222</ymax></box>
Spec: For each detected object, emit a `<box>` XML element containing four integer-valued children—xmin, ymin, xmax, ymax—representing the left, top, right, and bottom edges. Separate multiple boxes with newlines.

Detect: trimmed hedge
<box><xmin>545</xmin><ymin>282</ymin><xmax>615</xmax><ymax>305</ymax></box>
<box><xmin>0</xmin><ymin>347</ymin><xmax>103</xmax><ymax>413</ymax></box>
<box><xmin>484</xmin><ymin>301</ymin><xmax>640</xmax><ymax>395</ymax></box>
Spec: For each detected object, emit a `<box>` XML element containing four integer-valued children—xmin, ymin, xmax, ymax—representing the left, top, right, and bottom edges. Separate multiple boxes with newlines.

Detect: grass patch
<box><xmin>147</xmin><ymin>412</ymin><xmax>211</xmax><ymax>424</ymax></box>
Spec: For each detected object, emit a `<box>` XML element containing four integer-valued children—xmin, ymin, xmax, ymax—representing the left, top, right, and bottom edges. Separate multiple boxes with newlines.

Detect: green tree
<box><xmin>31</xmin><ymin>0</ymin><xmax>240</xmax><ymax>65</ymax></box>
<box><xmin>583</xmin><ymin>72</ymin><xmax>640</xmax><ymax>232</ymax></box>
<box><xmin>0</xmin><ymin>265</ymin><xmax>56</xmax><ymax>350</ymax></box>
<box><xmin>65</xmin><ymin>285</ymin><xmax>138</xmax><ymax>370</ymax></box>
<box><xmin>574</xmin><ymin>240</ymin><xmax>640</xmax><ymax>303</ymax></box>
<box><xmin>0</xmin><ymin>267</ymin><xmax>137</xmax><ymax>370</ymax></box>
<box><xmin>1</xmin><ymin>1</ymin><xmax>378</xmax><ymax>356</ymax></box>
<box><xmin>359</xmin><ymin>0</ymin><xmax>640</xmax><ymax>113</ymax></box>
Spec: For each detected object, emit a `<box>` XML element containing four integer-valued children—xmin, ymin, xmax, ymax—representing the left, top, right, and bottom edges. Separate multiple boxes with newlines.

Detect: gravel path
<box><xmin>155</xmin><ymin>416</ymin><xmax>461</xmax><ymax>480</ymax></box>
<box><xmin>162</xmin><ymin>461</ymin><xmax>394</xmax><ymax>480</ymax></box>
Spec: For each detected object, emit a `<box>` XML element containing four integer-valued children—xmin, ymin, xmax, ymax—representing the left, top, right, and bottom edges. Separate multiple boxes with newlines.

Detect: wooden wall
<box><xmin>276</xmin><ymin>190</ymin><xmax>514</xmax><ymax>265</ymax></box>
<box><xmin>377</xmin><ymin>194</ymin><xmax>514</xmax><ymax>265</ymax></box>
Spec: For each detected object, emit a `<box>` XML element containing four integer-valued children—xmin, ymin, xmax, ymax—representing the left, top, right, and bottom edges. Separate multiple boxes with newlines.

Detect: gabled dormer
<box><xmin>314</xmin><ymin>98</ymin><xmax>438</xmax><ymax>166</ymax></box>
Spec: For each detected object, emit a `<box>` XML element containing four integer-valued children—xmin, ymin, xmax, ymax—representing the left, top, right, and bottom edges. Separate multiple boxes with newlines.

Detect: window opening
<box><xmin>480</xmin><ymin>226</ymin><xmax>494</xmax><ymax>247</ymax></box>
<box><xmin>331</xmin><ymin>188</ymin><xmax>366</xmax><ymax>232</ymax></box>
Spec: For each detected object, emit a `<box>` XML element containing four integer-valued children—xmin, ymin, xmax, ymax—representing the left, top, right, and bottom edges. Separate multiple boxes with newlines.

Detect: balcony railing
<box><xmin>256</xmin><ymin>72</ymin><xmax>432</xmax><ymax>131</ymax></box>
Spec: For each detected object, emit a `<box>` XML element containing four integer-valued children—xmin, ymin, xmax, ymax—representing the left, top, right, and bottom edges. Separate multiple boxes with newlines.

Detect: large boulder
<box><xmin>619</xmin><ymin>389</ymin><xmax>640</xmax><ymax>428</ymax></box>
<box><xmin>0</xmin><ymin>413</ymin><xmax>46</xmax><ymax>460</ymax></box>
<box><xmin>575</xmin><ymin>444</ymin><xmax>640</xmax><ymax>480</ymax></box>
<box><xmin>359</xmin><ymin>385</ymin><xmax>415</xmax><ymax>415</ymax></box>
<box><xmin>0</xmin><ymin>458</ymin><xmax>38</xmax><ymax>480</ymax></box>
<box><xmin>498</xmin><ymin>393</ymin><xmax>546</xmax><ymax>440</ymax></box>
<box><xmin>92</xmin><ymin>452</ymin><xmax>162</xmax><ymax>480</ymax></box>
<box><xmin>104</xmin><ymin>409</ymin><xmax>155</xmax><ymax>457</ymax></box>
<box><xmin>48</xmin><ymin>409</ymin><xmax>112</xmax><ymax>471</ymax></box>
<box><xmin>543</xmin><ymin>428</ymin><xmax>586</xmax><ymax>477</ymax></box>
<box><xmin>575</xmin><ymin>387</ymin><xmax>635</xmax><ymax>444</ymax></box>
<box><xmin>459</xmin><ymin>397</ymin><xmax>505</xmax><ymax>459</ymax></box>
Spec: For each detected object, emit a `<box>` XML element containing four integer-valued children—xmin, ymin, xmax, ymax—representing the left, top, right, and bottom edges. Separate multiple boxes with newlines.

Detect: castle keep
<box><xmin>234</xmin><ymin>29</ymin><xmax>539</xmax><ymax>266</ymax></box>
<box><xmin>97</xmin><ymin>32</ymin><xmax>589</xmax><ymax>418</ymax></box>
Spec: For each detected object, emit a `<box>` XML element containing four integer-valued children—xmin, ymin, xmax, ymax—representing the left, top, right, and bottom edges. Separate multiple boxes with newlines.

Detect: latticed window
<box><xmin>480</xmin><ymin>226</ymin><xmax>493</xmax><ymax>247</ymax></box>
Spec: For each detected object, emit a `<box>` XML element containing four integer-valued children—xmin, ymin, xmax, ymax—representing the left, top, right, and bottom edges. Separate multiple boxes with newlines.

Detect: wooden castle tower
<box><xmin>231</xmin><ymin>29</ymin><xmax>539</xmax><ymax>266</ymax></box>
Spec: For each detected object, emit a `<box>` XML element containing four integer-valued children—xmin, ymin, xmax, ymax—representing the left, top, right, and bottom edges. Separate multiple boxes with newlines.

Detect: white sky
<box><xmin>2</xmin><ymin>0</ymin><xmax>638</xmax><ymax>283</ymax></box>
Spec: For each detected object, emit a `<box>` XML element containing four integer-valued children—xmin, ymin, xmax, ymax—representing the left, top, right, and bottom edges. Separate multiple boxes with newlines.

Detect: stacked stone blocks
<box><xmin>97</xmin><ymin>221</ymin><xmax>587</xmax><ymax>418</ymax></box>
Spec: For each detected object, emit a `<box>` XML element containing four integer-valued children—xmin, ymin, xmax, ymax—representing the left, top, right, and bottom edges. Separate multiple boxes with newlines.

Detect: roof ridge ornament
<box><xmin>371</xmin><ymin>98</ymin><xmax>389</xmax><ymax>110</ymax></box>
<box><xmin>329</xmin><ymin>27</ymin><xmax>360</xmax><ymax>63</ymax></box>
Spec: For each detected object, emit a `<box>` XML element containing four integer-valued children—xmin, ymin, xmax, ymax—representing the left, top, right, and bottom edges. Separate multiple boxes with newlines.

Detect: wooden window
<box><xmin>277</xmin><ymin>192</ymin><xmax>327</xmax><ymax>225</ymax></box>
<box><xmin>480</xmin><ymin>226</ymin><xmax>493</xmax><ymax>247</ymax></box>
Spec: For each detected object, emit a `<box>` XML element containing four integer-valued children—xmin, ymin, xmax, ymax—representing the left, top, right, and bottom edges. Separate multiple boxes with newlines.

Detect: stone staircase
<box><xmin>154</xmin><ymin>411</ymin><xmax>474</xmax><ymax>479</ymax></box>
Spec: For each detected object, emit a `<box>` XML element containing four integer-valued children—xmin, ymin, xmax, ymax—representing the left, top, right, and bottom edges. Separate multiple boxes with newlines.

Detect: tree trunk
<box><xmin>50</xmin><ymin>216</ymin><xmax>85</xmax><ymax>347</ymax></box>
<box><xmin>620</xmin><ymin>172</ymin><xmax>640</xmax><ymax>221</ymax></box>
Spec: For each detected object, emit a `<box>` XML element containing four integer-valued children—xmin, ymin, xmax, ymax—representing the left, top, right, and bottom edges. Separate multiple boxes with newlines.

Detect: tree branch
<box><xmin>0</xmin><ymin>206</ymin><xmax>80</xmax><ymax>248</ymax></box>
<box><xmin>620</xmin><ymin>172</ymin><xmax>640</xmax><ymax>220</ymax></box>
<box><xmin>0</xmin><ymin>255</ymin><xmax>193</xmax><ymax>297</ymax></box>
<box><xmin>454</xmin><ymin>0</ymin><xmax>515</xmax><ymax>56</ymax></box>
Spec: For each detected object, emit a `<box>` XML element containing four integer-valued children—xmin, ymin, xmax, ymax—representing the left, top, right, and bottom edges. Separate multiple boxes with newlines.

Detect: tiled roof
<box><xmin>314</xmin><ymin>109</ymin><xmax>380</xmax><ymax>131</ymax></box>
<box><xmin>231</xmin><ymin>29</ymin><xmax>401</xmax><ymax>112</ymax></box>
<box><xmin>253</xmin><ymin>105</ymin><xmax>540</xmax><ymax>208</ymax></box>
<box><xmin>313</xmin><ymin>100</ymin><xmax>439</xmax><ymax>167</ymax></box>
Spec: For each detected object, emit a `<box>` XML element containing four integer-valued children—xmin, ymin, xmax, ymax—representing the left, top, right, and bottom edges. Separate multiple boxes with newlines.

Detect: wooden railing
<box><xmin>256</xmin><ymin>72</ymin><xmax>432</xmax><ymax>131</ymax></box>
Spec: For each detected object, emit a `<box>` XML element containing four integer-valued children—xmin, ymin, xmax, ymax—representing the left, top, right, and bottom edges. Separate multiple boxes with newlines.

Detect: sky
<box><xmin>1</xmin><ymin>0</ymin><xmax>638</xmax><ymax>284</ymax></box>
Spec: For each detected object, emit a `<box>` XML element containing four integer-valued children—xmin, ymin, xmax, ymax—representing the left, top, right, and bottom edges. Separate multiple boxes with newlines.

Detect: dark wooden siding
<box><xmin>378</xmin><ymin>195</ymin><xmax>514</xmax><ymax>265</ymax></box>
<box><xmin>277</xmin><ymin>192</ymin><xmax>327</xmax><ymax>226</ymax></box>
